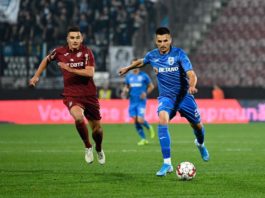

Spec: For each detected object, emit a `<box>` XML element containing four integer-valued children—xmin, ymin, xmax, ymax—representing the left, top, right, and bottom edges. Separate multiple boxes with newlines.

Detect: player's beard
<box><xmin>72</xmin><ymin>44</ymin><xmax>80</xmax><ymax>49</ymax></box>
<box><xmin>160</xmin><ymin>46</ymin><xmax>168</xmax><ymax>54</ymax></box>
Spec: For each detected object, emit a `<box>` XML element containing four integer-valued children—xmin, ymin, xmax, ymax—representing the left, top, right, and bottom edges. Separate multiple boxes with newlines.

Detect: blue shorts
<box><xmin>157</xmin><ymin>94</ymin><xmax>201</xmax><ymax>124</ymax></box>
<box><xmin>129</xmin><ymin>102</ymin><xmax>146</xmax><ymax>118</ymax></box>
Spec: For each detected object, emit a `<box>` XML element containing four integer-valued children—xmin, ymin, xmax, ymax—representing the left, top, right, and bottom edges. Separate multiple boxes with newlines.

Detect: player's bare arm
<box><xmin>186</xmin><ymin>70</ymin><xmax>198</xmax><ymax>94</ymax></box>
<box><xmin>121</xmin><ymin>85</ymin><xmax>129</xmax><ymax>98</ymax></box>
<box><xmin>29</xmin><ymin>56</ymin><xmax>50</xmax><ymax>87</ymax></box>
<box><xmin>147</xmin><ymin>82</ymin><xmax>154</xmax><ymax>94</ymax></box>
<box><xmin>140</xmin><ymin>82</ymin><xmax>154</xmax><ymax>99</ymax></box>
<box><xmin>29</xmin><ymin>50</ymin><xmax>56</xmax><ymax>87</ymax></box>
<box><xmin>58</xmin><ymin>62</ymin><xmax>94</xmax><ymax>77</ymax></box>
<box><xmin>119</xmin><ymin>59</ymin><xmax>144</xmax><ymax>76</ymax></box>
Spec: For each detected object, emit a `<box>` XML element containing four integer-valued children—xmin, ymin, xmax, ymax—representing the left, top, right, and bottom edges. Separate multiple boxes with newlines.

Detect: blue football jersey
<box><xmin>143</xmin><ymin>47</ymin><xmax>192</xmax><ymax>99</ymax></box>
<box><xmin>125</xmin><ymin>71</ymin><xmax>151</xmax><ymax>104</ymax></box>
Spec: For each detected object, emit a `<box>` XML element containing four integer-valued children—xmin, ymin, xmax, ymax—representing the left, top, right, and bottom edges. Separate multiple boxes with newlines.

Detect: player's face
<box><xmin>155</xmin><ymin>34</ymin><xmax>172</xmax><ymax>54</ymax></box>
<box><xmin>67</xmin><ymin>32</ymin><xmax>83</xmax><ymax>50</ymax></box>
<box><xmin>133</xmin><ymin>68</ymin><xmax>140</xmax><ymax>74</ymax></box>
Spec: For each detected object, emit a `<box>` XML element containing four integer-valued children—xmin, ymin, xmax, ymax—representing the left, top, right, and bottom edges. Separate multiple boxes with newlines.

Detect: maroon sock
<box><xmin>75</xmin><ymin>121</ymin><xmax>92</xmax><ymax>148</ymax></box>
<box><xmin>92</xmin><ymin>129</ymin><xmax>103</xmax><ymax>152</ymax></box>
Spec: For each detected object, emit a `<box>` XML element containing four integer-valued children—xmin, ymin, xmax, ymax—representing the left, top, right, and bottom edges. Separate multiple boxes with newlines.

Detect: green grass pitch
<box><xmin>0</xmin><ymin>123</ymin><xmax>265</xmax><ymax>198</ymax></box>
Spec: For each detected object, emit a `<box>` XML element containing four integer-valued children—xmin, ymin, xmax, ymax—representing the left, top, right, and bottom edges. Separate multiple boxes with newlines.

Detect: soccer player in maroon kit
<box><xmin>29</xmin><ymin>26</ymin><xmax>105</xmax><ymax>165</ymax></box>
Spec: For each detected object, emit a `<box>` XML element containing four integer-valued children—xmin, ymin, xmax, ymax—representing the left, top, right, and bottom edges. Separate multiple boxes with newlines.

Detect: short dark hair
<box><xmin>67</xmin><ymin>26</ymin><xmax>81</xmax><ymax>33</ymax></box>
<box><xmin>156</xmin><ymin>27</ymin><xmax>170</xmax><ymax>35</ymax></box>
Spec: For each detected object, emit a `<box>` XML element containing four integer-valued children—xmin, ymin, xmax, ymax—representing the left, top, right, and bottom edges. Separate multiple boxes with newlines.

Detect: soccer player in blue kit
<box><xmin>119</xmin><ymin>27</ymin><xmax>209</xmax><ymax>176</ymax></box>
<box><xmin>122</xmin><ymin>67</ymin><xmax>155</xmax><ymax>145</ymax></box>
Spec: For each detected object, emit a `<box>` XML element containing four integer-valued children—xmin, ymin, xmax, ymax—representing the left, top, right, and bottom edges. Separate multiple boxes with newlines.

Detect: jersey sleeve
<box><xmin>143</xmin><ymin>51</ymin><xmax>152</xmax><ymax>64</ymax></box>
<box><xmin>85</xmin><ymin>48</ymin><xmax>95</xmax><ymax>67</ymax></box>
<box><xmin>47</xmin><ymin>48</ymin><xmax>58</xmax><ymax>62</ymax></box>
<box><xmin>178</xmin><ymin>49</ymin><xmax>193</xmax><ymax>72</ymax></box>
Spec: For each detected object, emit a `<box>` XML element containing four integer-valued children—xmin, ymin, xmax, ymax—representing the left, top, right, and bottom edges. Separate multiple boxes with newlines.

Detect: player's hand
<box><xmin>119</xmin><ymin>67</ymin><xmax>129</xmax><ymax>76</ymax></box>
<box><xmin>153</xmin><ymin>67</ymin><xmax>158</xmax><ymax>75</ymax></box>
<box><xmin>58</xmin><ymin>62</ymin><xmax>72</xmax><ymax>72</ymax></box>
<box><xmin>140</xmin><ymin>92</ymin><xmax>147</xmax><ymax>99</ymax></box>
<box><xmin>121</xmin><ymin>92</ymin><xmax>127</xmax><ymax>99</ymax></box>
<box><xmin>29</xmin><ymin>76</ymin><xmax>39</xmax><ymax>87</ymax></box>
<box><xmin>188</xmin><ymin>87</ymin><xmax>198</xmax><ymax>95</ymax></box>
<box><xmin>58</xmin><ymin>62</ymin><xmax>67</xmax><ymax>69</ymax></box>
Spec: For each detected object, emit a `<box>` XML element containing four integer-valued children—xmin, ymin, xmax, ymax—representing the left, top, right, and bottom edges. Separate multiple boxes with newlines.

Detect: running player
<box><xmin>122</xmin><ymin>67</ymin><xmax>155</xmax><ymax>145</ymax></box>
<box><xmin>29</xmin><ymin>26</ymin><xmax>105</xmax><ymax>165</ymax></box>
<box><xmin>119</xmin><ymin>27</ymin><xmax>209</xmax><ymax>176</ymax></box>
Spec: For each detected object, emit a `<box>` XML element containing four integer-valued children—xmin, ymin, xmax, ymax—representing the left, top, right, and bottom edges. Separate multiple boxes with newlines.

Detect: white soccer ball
<box><xmin>176</xmin><ymin>161</ymin><xmax>196</xmax><ymax>180</ymax></box>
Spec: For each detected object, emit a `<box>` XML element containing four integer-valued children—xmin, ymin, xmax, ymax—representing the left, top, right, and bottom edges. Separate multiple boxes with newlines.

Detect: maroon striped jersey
<box><xmin>49</xmin><ymin>44</ymin><xmax>97</xmax><ymax>96</ymax></box>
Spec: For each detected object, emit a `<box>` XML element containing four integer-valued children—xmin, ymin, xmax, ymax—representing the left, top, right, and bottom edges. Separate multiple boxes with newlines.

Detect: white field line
<box><xmin>0</xmin><ymin>148</ymin><xmax>255</xmax><ymax>153</ymax></box>
<box><xmin>225</xmin><ymin>148</ymin><xmax>253</xmax><ymax>152</ymax></box>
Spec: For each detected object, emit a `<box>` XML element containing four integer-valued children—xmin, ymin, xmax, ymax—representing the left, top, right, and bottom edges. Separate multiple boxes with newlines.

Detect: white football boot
<box><xmin>85</xmin><ymin>147</ymin><xmax>94</xmax><ymax>164</ymax></box>
<box><xmin>96</xmin><ymin>150</ymin><xmax>106</xmax><ymax>165</ymax></box>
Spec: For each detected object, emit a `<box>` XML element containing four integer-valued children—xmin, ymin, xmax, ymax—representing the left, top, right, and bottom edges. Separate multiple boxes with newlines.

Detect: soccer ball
<box><xmin>176</xmin><ymin>161</ymin><xmax>196</xmax><ymax>180</ymax></box>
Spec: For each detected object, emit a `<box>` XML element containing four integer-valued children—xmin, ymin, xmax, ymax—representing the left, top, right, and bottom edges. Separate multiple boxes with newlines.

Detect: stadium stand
<box><xmin>0</xmin><ymin>0</ymin><xmax>264</xmax><ymax>99</ymax></box>
<box><xmin>0</xmin><ymin>0</ymin><xmax>155</xmax><ymax>46</ymax></box>
<box><xmin>190</xmin><ymin>0</ymin><xmax>265</xmax><ymax>87</ymax></box>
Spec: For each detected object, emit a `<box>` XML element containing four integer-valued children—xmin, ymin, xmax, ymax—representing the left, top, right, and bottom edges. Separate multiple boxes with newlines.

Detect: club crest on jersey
<box><xmin>77</xmin><ymin>52</ymin><xmax>82</xmax><ymax>57</ymax></box>
<box><xmin>168</xmin><ymin>57</ymin><xmax>174</xmax><ymax>65</ymax></box>
<box><xmin>137</xmin><ymin>76</ymin><xmax>143</xmax><ymax>81</ymax></box>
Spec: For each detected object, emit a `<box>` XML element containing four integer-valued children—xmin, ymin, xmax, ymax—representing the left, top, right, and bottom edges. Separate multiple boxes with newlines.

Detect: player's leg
<box><xmin>178</xmin><ymin>94</ymin><xmax>209</xmax><ymax>161</ymax></box>
<box><xmin>156</xmin><ymin>97</ymin><xmax>175</xmax><ymax>176</ymax></box>
<box><xmin>83</xmin><ymin>97</ymin><xmax>105</xmax><ymax>164</ymax></box>
<box><xmin>129</xmin><ymin>104</ymin><xmax>147</xmax><ymax>145</ymax></box>
<box><xmin>137</xmin><ymin>104</ymin><xmax>155</xmax><ymax>139</ymax></box>
<box><xmin>89</xmin><ymin>120</ymin><xmax>105</xmax><ymax>165</ymax></box>
<box><xmin>191</xmin><ymin>122</ymin><xmax>209</xmax><ymax>161</ymax></box>
<box><xmin>133</xmin><ymin>117</ymin><xmax>148</xmax><ymax>145</ymax></box>
<box><xmin>69</xmin><ymin>105</ymin><xmax>92</xmax><ymax>148</ymax></box>
<box><xmin>156</xmin><ymin>110</ymin><xmax>173</xmax><ymax>176</ymax></box>
<box><xmin>190</xmin><ymin>122</ymin><xmax>204</xmax><ymax>145</ymax></box>
<box><xmin>69</xmin><ymin>105</ymin><xmax>93</xmax><ymax>164</ymax></box>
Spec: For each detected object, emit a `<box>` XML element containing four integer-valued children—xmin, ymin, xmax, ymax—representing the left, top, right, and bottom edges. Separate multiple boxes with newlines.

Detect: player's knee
<box><xmin>159</xmin><ymin>118</ymin><xmax>168</xmax><ymax>125</ymax></box>
<box><xmin>158</xmin><ymin>111</ymin><xmax>169</xmax><ymax>125</ymax></box>
<box><xmin>73</xmin><ymin>114</ymin><xmax>85</xmax><ymax>123</ymax></box>
<box><xmin>92</xmin><ymin>124</ymin><xmax>102</xmax><ymax>133</ymax></box>
<box><xmin>136</xmin><ymin>117</ymin><xmax>144</xmax><ymax>124</ymax></box>
<box><xmin>191</xmin><ymin>122</ymin><xmax>203</xmax><ymax>131</ymax></box>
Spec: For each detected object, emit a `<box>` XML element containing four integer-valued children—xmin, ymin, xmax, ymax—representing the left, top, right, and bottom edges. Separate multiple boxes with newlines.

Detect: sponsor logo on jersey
<box><xmin>130</xmin><ymin>83</ymin><xmax>143</xmax><ymax>87</ymax></box>
<box><xmin>158</xmin><ymin>66</ymin><xmax>179</xmax><ymax>73</ymax></box>
<box><xmin>64</xmin><ymin>53</ymin><xmax>69</xmax><ymax>56</ymax></box>
<box><xmin>66</xmin><ymin>62</ymin><xmax>84</xmax><ymax>67</ymax></box>
<box><xmin>76</xmin><ymin>52</ymin><xmax>82</xmax><ymax>57</ymax></box>
<box><xmin>168</xmin><ymin>57</ymin><xmax>174</xmax><ymax>65</ymax></box>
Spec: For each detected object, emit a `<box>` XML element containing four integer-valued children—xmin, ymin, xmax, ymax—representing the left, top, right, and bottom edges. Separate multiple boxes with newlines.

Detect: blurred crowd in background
<box><xmin>0</xmin><ymin>0</ymin><xmax>155</xmax><ymax>46</ymax></box>
<box><xmin>0</xmin><ymin>0</ymin><xmax>265</xmax><ymax>100</ymax></box>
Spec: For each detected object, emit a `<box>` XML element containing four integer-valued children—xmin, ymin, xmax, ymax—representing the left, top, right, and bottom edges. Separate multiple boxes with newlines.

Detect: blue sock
<box><xmin>135</xmin><ymin>122</ymin><xmax>146</xmax><ymax>139</ymax></box>
<box><xmin>158</xmin><ymin>125</ymin><xmax>171</xmax><ymax>159</ymax></box>
<box><xmin>193</xmin><ymin>126</ymin><xmax>205</xmax><ymax>145</ymax></box>
<box><xmin>142</xmin><ymin>120</ymin><xmax>150</xmax><ymax>130</ymax></box>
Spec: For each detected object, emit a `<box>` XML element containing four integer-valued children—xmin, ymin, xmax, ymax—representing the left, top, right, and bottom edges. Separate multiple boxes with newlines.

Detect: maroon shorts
<box><xmin>63</xmin><ymin>95</ymin><xmax>101</xmax><ymax>121</ymax></box>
